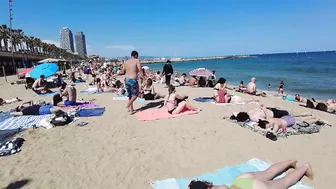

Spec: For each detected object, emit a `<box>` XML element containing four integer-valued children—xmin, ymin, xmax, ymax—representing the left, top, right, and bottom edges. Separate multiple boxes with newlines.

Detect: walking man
<box><xmin>123</xmin><ymin>51</ymin><xmax>144</xmax><ymax>113</ymax></box>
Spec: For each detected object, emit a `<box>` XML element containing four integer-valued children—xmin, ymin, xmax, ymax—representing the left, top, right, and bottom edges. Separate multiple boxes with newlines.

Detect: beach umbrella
<box><xmin>18</xmin><ymin>68</ymin><xmax>33</xmax><ymax>76</ymax></box>
<box><xmin>29</xmin><ymin>63</ymin><xmax>59</xmax><ymax>79</ymax></box>
<box><xmin>189</xmin><ymin>68</ymin><xmax>214</xmax><ymax>77</ymax></box>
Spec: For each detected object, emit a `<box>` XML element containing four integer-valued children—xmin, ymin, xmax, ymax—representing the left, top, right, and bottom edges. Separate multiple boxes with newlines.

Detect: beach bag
<box><xmin>50</xmin><ymin>114</ymin><xmax>72</xmax><ymax>126</ymax></box>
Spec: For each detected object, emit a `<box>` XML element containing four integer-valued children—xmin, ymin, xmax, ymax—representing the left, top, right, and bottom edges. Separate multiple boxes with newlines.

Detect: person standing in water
<box><xmin>123</xmin><ymin>51</ymin><xmax>144</xmax><ymax>113</ymax></box>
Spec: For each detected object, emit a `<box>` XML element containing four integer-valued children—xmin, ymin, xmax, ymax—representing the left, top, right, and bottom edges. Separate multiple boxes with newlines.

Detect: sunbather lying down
<box><xmin>230</xmin><ymin>105</ymin><xmax>311</xmax><ymax>123</ymax></box>
<box><xmin>304</xmin><ymin>99</ymin><xmax>336</xmax><ymax>114</ymax></box>
<box><xmin>188</xmin><ymin>159</ymin><xmax>313</xmax><ymax>189</ymax></box>
<box><xmin>10</xmin><ymin>101</ymin><xmax>76</xmax><ymax>116</ymax></box>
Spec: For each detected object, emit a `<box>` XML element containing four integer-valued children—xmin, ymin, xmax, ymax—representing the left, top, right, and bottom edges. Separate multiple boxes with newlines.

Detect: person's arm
<box><xmin>10</xmin><ymin>112</ymin><xmax>23</xmax><ymax>116</ymax></box>
<box><xmin>151</xmin><ymin>86</ymin><xmax>155</xmax><ymax>94</ymax></box>
<box><xmin>137</xmin><ymin>60</ymin><xmax>144</xmax><ymax>84</ymax></box>
<box><xmin>260</xmin><ymin>105</ymin><xmax>270</xmax><ymax>120</ymax></box>
<box><xmin>175</xmin><ymin>93</ymin><xmax>186</xmax><ymax>100</ymax></box>
<box><xmin>162</xmin><ymin>65</ymin><xmax>166</xmax><ymax>75</ymax></box>
<box><xmin>20</xmin><ymin>100</ymin><xmax>33</xmax><ymax>107</ymax></box>
<box><xmin>60</xmin><ymin>88</ymin><xmax>68</xmax><ymax>97</ymax></box>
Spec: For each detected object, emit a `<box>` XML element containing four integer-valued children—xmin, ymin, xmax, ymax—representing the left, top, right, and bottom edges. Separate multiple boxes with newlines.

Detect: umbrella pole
<box><xmin>2</xmin><ymin>66</ymin><xmax>7</xmax><ymax>82</ymax></box>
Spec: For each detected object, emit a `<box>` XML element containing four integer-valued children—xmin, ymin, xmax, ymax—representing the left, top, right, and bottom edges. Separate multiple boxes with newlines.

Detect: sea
<box><xmin>143</xmin><ymin>51</ymin><xmax>336</xmax><ymax>100</ymax></box>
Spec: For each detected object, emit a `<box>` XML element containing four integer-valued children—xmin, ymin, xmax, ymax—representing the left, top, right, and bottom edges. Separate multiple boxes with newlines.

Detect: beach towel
<box><xmin>64</xmin><ymin>102</ymin><xmax>98</xmax><ymax>109</ymax></box>
<box><xmin>0</xmin><ymin>128</ymin><xmax>23</xmax><ymax>144</ymax></box>
<box><xmin>152</xmin><ymin>158</ymin><xmax>313</xmax><ymax>189</ymax></box>
<box><xmin>80</xmin><ymin>87</ymin><xmax>104</xmax><ymax>95</ymax></box>
<box><xmin>224</xmin><ymin>118</ymin><xmax>330</xmax><ymax>138</ymax></box>
<box><xmin>0</xmin><ymin>112</ymin><xmax>12</xmax><ymax>123</ymax></box>
<box><xmin>218</xmin><ymin>89</ymin><xmax>225</xmax><ymax>103</ymax></box>
<box><xmin>77</xmin><ymin>108</ymin><xmax>105</xmax><ymax>117</ymax></box>
<box><xmin>212</xmin><ymin>101</ymin><xmax>259</xmax><ymax>106</ymax></box>
<box><xmin>283</xmin><ymin>96</ymin><xmax>295</xmax><ymax>101</ymax></box>
<box><xmin>0</xmin><ymin>115</ymin><xmax>51</xmax><ymax>131</ymax></box>
<box><xmin>136</xmin><ymin>107</ymin><xmax>199</xmax><ymax>121</ymax></box>
<box><xmin>34</xmin><ymin>91</ymin><xmax>59</xmax><ymax>97</ymax></box>
<box><xmin>113</xmin><ymin>96</ymin><xmax>146</xmax><ymax>102</ymax></box>
<box><xmin>193</xmin><ymin>97</ymin><xmax>215</xmax><ymax>103</ymax></box>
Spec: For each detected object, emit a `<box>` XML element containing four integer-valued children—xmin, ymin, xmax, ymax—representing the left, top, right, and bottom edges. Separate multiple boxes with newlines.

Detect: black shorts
<box><xmin>267</xmin><ymin>107</ymin><xmax>289</xmax><ymax>118</ymax></box>
<box><xmin>144</xmin><ymin>93</ymin><xmax>155</xmax><ymax>100</ymax></box>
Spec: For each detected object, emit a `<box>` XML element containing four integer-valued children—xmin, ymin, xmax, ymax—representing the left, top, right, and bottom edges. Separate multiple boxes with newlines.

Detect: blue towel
<box><xmin>193</xmin><ymin>97</ymin><xmax>215</xmax><ymax>103</ymax></box>
<box><xmin>0</xmin><ymin>112</ymin><xmax>12</xmax><ymax>123</ymax></box>
<box><xmin>77</xmin><ymin>108</ymin><xmax>105</xmax><ymax>117</ymax></box>
<box><xmin>80</xmin><ymin>90</ymin><xmax>104</xmax><ymax>95</ymax></box>
<box><xmin>0</xmin><ymin>115</ymin><xmax>51</xmax><ymax>130</ymax></box>
<box><xmin>283</xmin><ymin>96</ymin><xmax>295</xmax><ymax>101</ymax></box>
<box><xmin>34</xmin><ymin>92</ymin><xmax>59</xmax><ymax>97</ymax></box>
<box><xmin>153</xmin><ymin>158</ymin><xmax>313</xmax><ymax>189</ymax></box>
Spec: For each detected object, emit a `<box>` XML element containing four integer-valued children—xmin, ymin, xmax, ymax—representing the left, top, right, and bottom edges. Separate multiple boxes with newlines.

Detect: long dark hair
<box><xmin>53</xmin><ymin>94</ymin><xmax>63</xmax><ymax>106</ymax></box>
<box><xmin>258</xmin><ymin>119</ymin><xmax>269</xmax><ymax>129</ymax></box>
<box><xmin>168</xmin><ymin>84</ymin><xmax>175</xmax><ymax>95</ymax></box>
<box><xmin>216</xmin><ymin>77</ymin><xmax>226</xmax><ymax>85</ymax></box>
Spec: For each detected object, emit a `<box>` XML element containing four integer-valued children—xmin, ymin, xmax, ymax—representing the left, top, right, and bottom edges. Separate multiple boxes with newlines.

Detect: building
<box><xmin>60</xmin><ymin>27</ymin><xmax>75</xmax><ymax>52</ymax></box>
<box><xmin>75</xmin><ymin>32</ymin><xmax>87</xmax><ymax>58</ymax></box>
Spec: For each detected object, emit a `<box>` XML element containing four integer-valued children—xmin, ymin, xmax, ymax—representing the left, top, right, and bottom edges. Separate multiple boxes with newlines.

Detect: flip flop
<box><xmin>76</xmin><ymin>122</ymin><xmax>88</xmax><ymax>127</ymax></box>
<box><xmin>298</xmin><ymin>121</ymin><xmax>310</xmax><ymax>127</ymax></box>
<box><xmin>266</xmin><ymin>132</ymin><xmax>277</xmax><ymax>141</ymax></box>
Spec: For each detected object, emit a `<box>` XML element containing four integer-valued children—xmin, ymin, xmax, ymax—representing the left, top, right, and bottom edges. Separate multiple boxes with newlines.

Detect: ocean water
<box><xmin>143</xmin><ymin>51</ymin><xmax>336</xmax><ymax>100</ymax></box>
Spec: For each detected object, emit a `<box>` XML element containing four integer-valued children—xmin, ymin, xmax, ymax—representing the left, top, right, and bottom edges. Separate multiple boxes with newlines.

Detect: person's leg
<box><xmin>265</xmin><ymin>163</ymin><xmax>313</xmax><ymax>189</ymax></box>
<box><xmin>185</xmin><ymin>102</ymin><xmax>197</xmax><ymax>111</ymax></box>
<box><xmin>238</xmin><ymin>159</ymin><xmax>297</xmax><ymax>182</ymax></box>
<box><xmin>127</xmin><ymin>96</ymin><xmax>137</xmax><ymax>112</ymax></box>
<box><xmin>172</xmin><ymin>101</ymin><xmax>187</xmax><ymax>115</ymax></box>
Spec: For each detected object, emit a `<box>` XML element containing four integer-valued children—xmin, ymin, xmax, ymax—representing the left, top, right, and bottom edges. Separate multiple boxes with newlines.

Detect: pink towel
<box><xmin>136</xmin><ymin>107</ymin><xmax>199</xmax><ymax>121</ymax></box>
<box><xmin>217</xmin><ymin>89</ymin><xmax>226</xmax><ymax>103</ymax></box>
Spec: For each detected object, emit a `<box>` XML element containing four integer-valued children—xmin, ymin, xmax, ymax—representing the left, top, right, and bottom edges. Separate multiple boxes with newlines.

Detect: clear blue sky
<box><xmin>0</xmin><ymin>0</ymin><xmax>335</xmax><ymax>57</ymax></box>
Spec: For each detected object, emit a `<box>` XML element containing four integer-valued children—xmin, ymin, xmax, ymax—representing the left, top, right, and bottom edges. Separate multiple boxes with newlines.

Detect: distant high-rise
<box><xmin>75</xmin><ymin>32</ymin><xmax>87</xmax><ymax>58</ymax></box>
<box><xmin>60</xmin><ymin>27</ymin><xmax>74</xmax><ymax>52</ymax></box>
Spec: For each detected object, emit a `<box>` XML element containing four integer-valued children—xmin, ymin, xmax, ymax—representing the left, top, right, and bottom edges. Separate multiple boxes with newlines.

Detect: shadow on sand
<box><xmin>5</xmin><ymin>179</ymin><xmax>31</xmax><ymax>189</ymax></box>
<box><xmin>135</xmin><ymin>100</ymin><xmax>164</xmax><ymax>112</ymax></box>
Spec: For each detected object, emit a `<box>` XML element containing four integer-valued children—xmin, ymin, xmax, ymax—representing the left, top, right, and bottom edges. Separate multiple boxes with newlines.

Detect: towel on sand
<box><xmin>0</xmin><ymin>115</ymin><xmax>51</xmax><ymax>131</ymax></box>
<box><xmin>136</xmin><ymin>107</ymin><xmax>199</xmax><ymax>121</ymax></box>
<box><xmin>193</xmin><ymin>97</ymin><xmax>215</xmax><ymax>103</ymax></box>
<box><xmin>225</xmin><ymin>118</ymin><xmax>329</xmax><ymax>138</ymax></box>
<box><xmin>77</xmin><ymin>108</ymin><xmax>105</xmax><ymax>117</ymax></box>
<box><xmin>212</xmin><ymin>101</ymin><xmax>258</xmax><ymax>106</ymax></box>
<box><xmin>64</xmin><ymin>102</ymin><xmax>98</xmax><ymax>109</ymax></box>
<box><xmin>152</xmin><ymin>158</ymin><xmax>313</xmax><ymax>189</ymax></box>
<box><xmin>34</xmin><ymin>91</ymin><xmax>59</xmax><ymax>97</ymax></box>
<box><xmin>113</xmin><ymin>96</ymin><xmax>145</xmax><ymax>102</ymax></box>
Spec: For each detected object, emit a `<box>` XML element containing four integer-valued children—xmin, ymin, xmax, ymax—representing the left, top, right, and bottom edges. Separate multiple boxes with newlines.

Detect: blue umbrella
<box><xmin>30</xmin><ymin>63</ymin><xmax>59</xmax><ymax>79</ymax></box>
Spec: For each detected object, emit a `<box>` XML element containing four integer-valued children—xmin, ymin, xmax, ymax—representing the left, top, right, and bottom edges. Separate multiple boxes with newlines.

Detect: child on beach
<box><xmin>165</xmin><ymin>85</ymin><xmax>198</xmax><ymax>114</ymax></box>
<box><xmin>188</xmin><ymin>159</ymin><xmax>313</xmax><ymax>189</ymax></box>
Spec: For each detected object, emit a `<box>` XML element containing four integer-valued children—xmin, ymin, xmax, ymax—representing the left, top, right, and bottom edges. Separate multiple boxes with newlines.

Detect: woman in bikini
<box><xmin>213</xmin><ymin>78</ymin><xmax>231</xmax><ymax>103</ymax></box>
<box><xmin>188</xmin><ymin>159</ymin><xmax>313</xmax><ymax>189</ymax></box>
<box><xmin>165</xmin><ymin>85</ymin><xmax>198</xmax><ymax>115</ymax></box>
<box><xmin>142</xmin><ymin>78</ymin><xmax>164</xmax><ymax>100</ymax></box>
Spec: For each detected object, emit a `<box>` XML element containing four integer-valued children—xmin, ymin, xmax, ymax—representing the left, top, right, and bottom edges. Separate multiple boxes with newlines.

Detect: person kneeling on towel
<box><xmin>165</xmin><ymin>85</ymin><xmax>199</xmax><ymax>115</ymax></box>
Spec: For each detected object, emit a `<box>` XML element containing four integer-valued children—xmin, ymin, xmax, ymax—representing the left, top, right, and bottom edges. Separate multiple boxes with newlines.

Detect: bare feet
<box><xmin>304</xmin><ymin>163</ymin><xmax>314</xmax><ymax>180</ymax></box>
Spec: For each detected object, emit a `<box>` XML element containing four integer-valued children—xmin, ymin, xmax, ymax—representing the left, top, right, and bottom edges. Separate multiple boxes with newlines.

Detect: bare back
<box><xmin>65</xmin><ymin>87</ymin><xmax>77</xmax><ymax>102</ymax></box>
<box><xmin>124</xmin><ymin>58</ymin><xmax>141</xmax><ymax>79</ymax></box>
<box><xmin>248</xmin><ymin>108</ymin><xmax>274</xmax><ymax>122</ymax></box>
<box><xmin>246</xmin><ymin>82</ymin><xmax>256</xmax><ymax>93</ymax></box>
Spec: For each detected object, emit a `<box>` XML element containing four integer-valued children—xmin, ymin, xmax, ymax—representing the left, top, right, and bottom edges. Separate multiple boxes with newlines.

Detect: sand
<box><xmin>0</xmin><ymin>75</ymin><xmax>335</xmax><ymax>189</ymax></box>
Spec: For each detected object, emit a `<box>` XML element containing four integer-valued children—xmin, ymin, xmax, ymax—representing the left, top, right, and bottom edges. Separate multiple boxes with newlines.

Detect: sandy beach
<box><xmin>0</xmin><ymin>75</ymin><xmax>335</xmax><ymax>189</ymax></box>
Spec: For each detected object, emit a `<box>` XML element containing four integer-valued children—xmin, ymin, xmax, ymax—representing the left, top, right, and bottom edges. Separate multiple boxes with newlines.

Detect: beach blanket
<box><xmin>136</xmin><ymin>107</ymin><xmax>199</xmax><ymax>121</ymax></box>
<box><xmin>193</xmin><ymin>97</ymin><xmax>215</xmax><ymax>103</ymax></box>
<box><xmin>77</xmin><ymin>108</ymin><xmax>105</xmax><ymax>117</ymax></box>
<box><xmin>113</xmin><ymin>96</ymin><xmax>146</xmax><ymax>102</ymax></box>
<box><xmin>0</xmin><ymin>115</ymin><xmax>51</xmax><ymax>131</ymax></box>
<box><xmin>224</xmin><ymin>118</ymin><xmax>330</xmax><ymax>138</ymax></box>
<box><xmin>34</xmin><ymin>91</ymin><xmax>59</xmax><ymax>97</ymax></box>
<box><xmin>80</xmin><ymin>87</ymin><xmax>103</xmax><ymax>95</ymax></box>
<box><xmin>0</xmin><ymin>137</ymin><xmax>25</xmax><ymax>157</ymax></box>
<box><xmin>152</xmin><ymin>158</ymin><xmax>313</xmax><ymax>189</ymax></box>
<box><xmin>0</xmin><ymin>128</ymin><xmax>23</xmax><ymax>144</ymax></box>
<box><xmin>64</xmin><ymin>102</ymin><xmax>98</xmax><ymax>109</ymax></box>
<box><xmin>212</xmin><ymin>101</ymin><xmax>259</xmax><ymax>106</ymax></box>
<box><xmin>0</xmin><ymin>112</ymin><xmax>12</xmax><ymax>123</ymax></box>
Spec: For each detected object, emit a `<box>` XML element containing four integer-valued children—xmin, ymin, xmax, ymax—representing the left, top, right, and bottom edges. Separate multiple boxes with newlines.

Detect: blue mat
<box><xmin>0</xmin><ymin>112</ymin><xmax>12</xmax><ymax>123</ymax></box>
<box><xmin>77</xmin><ymin>108</ymin><xmax>105</xmax><ymax>117</ymax></box>
<box><xmin>0</xmin><ymin>115</ymin><xmax>51</xmax><ymax>130</ymax></box>
<box><xmin>80</xmin><ymin>90</ymin><xmax>104</xmax><ymax>95</ymax></box>
<box><xmin>153</xmin><ymin>158</ymin><xmax>313</xmax><ymax>189</ymax></box>
<box><xmin>193</xmin><ymin>97</ymin><xmax>215</xmax><ymax>103</ymax></box>
<box><xmin>283</xmin><ymin>96</ymin><xmax>295</xmax><ymax>101</ymax></box>
<box><xmin>34</xmin><ymin>91</ymin><xmax>59</xmax><ymax>97</ymax></box>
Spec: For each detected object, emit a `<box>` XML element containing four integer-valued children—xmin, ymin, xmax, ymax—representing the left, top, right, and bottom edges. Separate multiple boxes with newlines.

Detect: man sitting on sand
<box><xmin>246</xmin><ymin>77</ymin><xmax>266</xmax><ymax>96</ymax></box>
<box><xmin>179</xmin><ymin>73</ymin><xmax>188</xmax><ymax>86</ymax></box>
<box><xmin>32</xmin><ymin>75</ymin><xmax>52</xmax><ymax>94</ymax></box>
<box><xmin>230</xmin><ymin>105</ymin><xmax>311</xmax><ymax>122</ymax></box>
<box><xmin>123</xmin><ymin>50</ymin><xmax>144</xmax><ymax>113</ymax></box>
<box><xmin>59</xmin><ymin>84</ymin><xmax>77</xmax><ymax>106</ymax></box>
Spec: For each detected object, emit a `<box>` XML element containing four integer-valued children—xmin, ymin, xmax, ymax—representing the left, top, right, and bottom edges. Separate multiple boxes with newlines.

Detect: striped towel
<box><xmin>0</xmin><ymin>115</ymin><xmax>52</xmax><ymax>130</ymax></box>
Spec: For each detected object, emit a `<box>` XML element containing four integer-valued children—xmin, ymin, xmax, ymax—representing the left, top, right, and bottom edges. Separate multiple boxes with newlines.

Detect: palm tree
<box><xmin>0</xmin><ymin>24</ymin><xmax>9</xmax><ymax>51</ymax></box>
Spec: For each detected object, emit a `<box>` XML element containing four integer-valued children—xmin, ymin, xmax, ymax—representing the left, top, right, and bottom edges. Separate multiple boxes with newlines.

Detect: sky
<box><xmin>0</xmin><ymin>0</ymin><xmax>335</xmax><ymax>57</ymax></box>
